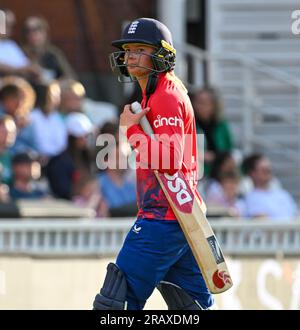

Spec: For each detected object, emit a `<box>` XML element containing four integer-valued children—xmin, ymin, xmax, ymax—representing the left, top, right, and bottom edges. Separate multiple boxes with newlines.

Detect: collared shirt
<box><xmin>126</xmin><ymin>72</ymin><xmax>199</xmax><ymax>221</ymax></box>
<box><xmin>243</xmin><ymin>187</ymin><xmax>298</xmax><ymax>221</ymax></box>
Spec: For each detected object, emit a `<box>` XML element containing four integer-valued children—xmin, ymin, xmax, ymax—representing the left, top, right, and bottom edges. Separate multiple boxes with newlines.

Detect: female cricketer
<box><xmin>93</xmin><ymin>17</ymin><xmax>213</xmax><ymax>310</ymax></box>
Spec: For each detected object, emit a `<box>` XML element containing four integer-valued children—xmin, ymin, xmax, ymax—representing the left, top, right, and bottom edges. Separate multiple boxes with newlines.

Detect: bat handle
<box><xmin>131</xmin><ymin>101</ymin><xmax>154</xmax><ymax>136</ymax></box>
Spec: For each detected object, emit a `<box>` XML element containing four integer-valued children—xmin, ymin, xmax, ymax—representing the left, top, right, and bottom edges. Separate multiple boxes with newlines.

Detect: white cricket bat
<box><xmin>131</xmin><ymin>101</ymin><xmax>233</xmax><ymax>294</ymax></box>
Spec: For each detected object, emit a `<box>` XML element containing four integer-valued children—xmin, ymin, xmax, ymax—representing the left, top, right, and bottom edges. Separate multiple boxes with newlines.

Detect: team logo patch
<box><xmin>158</xmin><ymin>172</ymin><xmax>194</xmax><ymax>213</ymax></box>
<box><xmin>212</xmin><ymin>270</ymin><xmax>232</xmax><ymax>289</ymax></box>
<box><xmin>153</xmin><ymin>115</ymin><xmax>183</xmax><ymax>128</ymax></box>
<box><xmin>132</xmin><ymin>225</ymin><xmax>142</xmax><ymax>234</ymax></box>
<box><xmin>128</xmin><ymin>21</ymin><xmax>139</xmax><ymax>34</ymax></box>
<box><xmin>207</xmin><ymin>236</ymin><xmax>225</xmax><ymax>264</ymax></box>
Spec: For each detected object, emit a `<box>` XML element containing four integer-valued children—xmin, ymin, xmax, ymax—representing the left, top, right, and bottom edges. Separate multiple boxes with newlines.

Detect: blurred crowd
<box><xmin>0</xmin><ymin>9</ymin><xmax>137</xmax><ymax>218</ymax></box>
<box><xmin>191</xmin><ymin>88</ymin><xmax>298</xmax><ymax>222</ymax></box>
<box><xmin>0</xmin><ymin>9</ymin><xmax>298</xmax><ymax>221</ymax></box>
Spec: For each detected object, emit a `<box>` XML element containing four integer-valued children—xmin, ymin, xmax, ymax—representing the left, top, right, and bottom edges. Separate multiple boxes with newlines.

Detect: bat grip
<box><xmin>131</xmin><ymin>101</ymin><xmax>154</xmax><ymax>136</ymax></box>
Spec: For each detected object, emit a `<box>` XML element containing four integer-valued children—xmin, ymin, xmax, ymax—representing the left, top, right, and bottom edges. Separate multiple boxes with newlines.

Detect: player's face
<box><xmin>123</xmin><ymin>43</ymin><xmax>156</xmax><ymax>78</ymax></box>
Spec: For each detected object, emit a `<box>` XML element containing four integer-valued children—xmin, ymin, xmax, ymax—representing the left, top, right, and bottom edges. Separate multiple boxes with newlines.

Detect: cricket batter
<box><xmin>93</xmin><ymin>18</ymin><xmax>213</xmax><ymax>310</ymax></box>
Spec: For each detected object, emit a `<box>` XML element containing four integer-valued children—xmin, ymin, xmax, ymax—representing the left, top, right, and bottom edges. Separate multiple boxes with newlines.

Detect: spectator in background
<box><xmin>59</xmin><ymin>79</ymin><xmax>86</xmax><ymax>118</ymax></box>
<box><xmin>0</xmin><ymin>83</ymin><xmax>22</xmax><ymax>117</ymax></box>
<box><xmin>240</xmin><ymin>153</ymin><xmax>282</xmax><ymax>196</ymax></box>
<box><xmin>9</xmin><ymin>152</ymin><xmax>47</xmax><ymax>200</ymax></box>
<box><xmin>0</xmin><ymin>75</ymin><xmax>35</xmax><ymax>118</ymax></box>
<box><xmin>243</xmin><ymin>154</ymin><xmax>298</xmax><ymax>221</ymax></box>
<box><xmin>206</xmin><ymin>171</ymin><xmax>245</xmax><ymax>218</ymax></box>
<box><xmin>46</xmin><ymin>112</ymin><xmax>94</xmax><ymax>200</ymax></box>
<box><xmin>0</xmin><ymin>182</ymin><xmax>10</xmax><ymax>203</ymax></box>
<box><xmin>192</xmin><ymin>87</ymin><xmax>234</xmax><ymax>176</ymax></box>
<box><xmin>96</xmin><ymin>121</ymin><xmax>136</xmax><ymax>216</ymax></box>
<box><xmin>59</xmin><ymin>78</ymin><xmax>118</xmax><ymax>130</ymax></box>
<box><xmin>73</xmin><ymin>175</ymin><xmax>108</xmax><ymax>218</ymax></box>
<box><xmin>204</xmin><ymin>152</ymin><xmax>244</xmax><ymax>217</ymax></box>
<box><xmin>0</xmin><ymin>114</ymin><xmax>17</xmax><ymax>185</ymax></box>
<box><xmin>0</xmin><ymin>9</ymin><xmax>41</xmax><ymax>81</ymax></box>
<box><xmin>0</xmin><ymin>76</ymin><xmax>37</xmax><ymax>155</ymax></box>
<box><xmin>30</xmin><ymin>81</ymin><xmax>67</xmax><ymax>160</ymax></box>
<box><xmin>21</xmin><ymin>16</ymin><xmax>76</xmax><ymax>83</ymax></box>
<box><xmin>203</xmin><ymin>152</ymin><xmax>237</xmax><ymax>196</ymax></box>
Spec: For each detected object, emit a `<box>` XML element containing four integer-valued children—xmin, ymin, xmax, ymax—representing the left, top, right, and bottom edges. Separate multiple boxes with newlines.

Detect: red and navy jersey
<box><xmin>126</xmin><ymin>72</ymin><xmax>199</xmax><ymax>220</ymax></box>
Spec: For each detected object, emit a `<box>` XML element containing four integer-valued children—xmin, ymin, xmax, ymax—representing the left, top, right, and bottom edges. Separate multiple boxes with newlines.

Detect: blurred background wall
<box><xmin>1</xmin><ymin>256</ymin><xmax>299</xmax><ymax>310</ymax></box>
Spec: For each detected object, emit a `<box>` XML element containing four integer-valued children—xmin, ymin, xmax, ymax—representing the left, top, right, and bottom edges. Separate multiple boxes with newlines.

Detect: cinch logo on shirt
<box><xmin>153</xmin><ymin>115</ymin><xmax>183</xmax><ymax>128</ymax></box>
<box><xmin>128</xmin><ymin>21</ymin><xmax>139</xmax><ymax>34</ymax></box>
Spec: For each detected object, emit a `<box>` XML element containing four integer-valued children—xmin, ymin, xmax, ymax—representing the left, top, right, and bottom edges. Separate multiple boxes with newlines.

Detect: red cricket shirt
<box><xmin>126</xmin><ymin>72</ymin><xmax>199</xmax><ymax>220</ymax></box>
